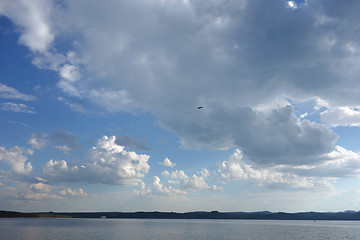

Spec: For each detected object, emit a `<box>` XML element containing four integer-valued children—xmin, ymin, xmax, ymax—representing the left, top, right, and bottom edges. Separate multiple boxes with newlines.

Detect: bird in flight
<box><xmin>197</xmin><ymin>107</ymin><xmax>203</xmax><ymax>109</ymax></box>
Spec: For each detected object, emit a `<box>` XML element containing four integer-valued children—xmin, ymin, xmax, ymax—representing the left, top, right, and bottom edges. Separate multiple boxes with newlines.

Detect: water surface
<box><xmin>1</xmin><ymin>218</ymin><xmax>359</xmax><ymax>240</ymax></box>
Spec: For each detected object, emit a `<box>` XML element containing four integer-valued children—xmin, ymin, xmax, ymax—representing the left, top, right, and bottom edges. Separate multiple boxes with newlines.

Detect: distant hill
<box><xmin>0</xmin><ymin>211</ymin><xmax>70</xmax><ymax>218</ymax></box>
<box><xmin>1</xmin><ymin>210</ymin><xmax>360</xmax><ymax>220</ymax></box>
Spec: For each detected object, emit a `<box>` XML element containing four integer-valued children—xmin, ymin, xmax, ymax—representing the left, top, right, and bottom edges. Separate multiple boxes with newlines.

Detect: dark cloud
<box><xmin>49</xmin><ymin>129</ymin><xmax>80</xmax><ymax>154</ymax></box>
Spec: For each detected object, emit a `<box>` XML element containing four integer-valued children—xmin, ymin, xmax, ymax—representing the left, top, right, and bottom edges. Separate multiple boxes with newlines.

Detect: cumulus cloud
<box><xmin>138</xmin><ymin>167</ymin><xmax>221</xmax><ymax>196</ymax></box>
<box><xmin>218</xmin><ymin>148</ymin><xmax>360</xmax><ymax>190</ymax></box>
<box><xmin>165</xmin><ymin>170</ymin><xmax>189</xmax><ymax>180</ymax></box>
<box><xmin>19</xmin><ymin>183</ymin><xmax>62</xmax><ymax>201</ymax></box>
<box><xmin>289</xmin><ymin>146</ymin><xmax>360</xmax><ymax>178</ymax></box>
<box><xmin>164</xmin><ymin>105</ymin><xmax>338</xmax><ymax>166</ymax></box>
<box><xmin>3</xmin><ymin>0</ymin><xmax>360</xmax><ymax>170</ymax></box>
<box><xmin>17</xmin><ymin>178</ymin><xmax>89</xmax><ymax>201</ymax></box>
<box><xmin>0</xmin><ymin>146</ymin><xmax>32</xmax><ymax>175</ymax></box>
<box><xmin>321</xmin><ymin>107</ymin><xmax>360</xmax><ymax>127</ymax></box>
<box><xmin>1</xmin><ymin>102</ymin><xmax>35</xmax><ymax>113</ymax></box>
<box><xmin>167</xmin><ymin>168</ymin><xmax>220</xmax><ymax>191</ymax></box>
<box><xmin>135</xmin><ymin>176</ymin><xmax>187</xmax><ymax>196</ymax></box>
<box><xmin>0</xmin><ymin>83</ymin><xmax>36</xmax><ymax>101</ymax></box>
<box><xmin>158</xmin><ymin>158</ymin><xmax>176</xmax><ymax>168</ymax></box>
<box><xmin>217</xmin><ymin>149</ymin><xmax>323</xmax><ymax>189</ymax></box>
<box><xmin>59</xmin><ymin>187</ymin><xmax>88</xmax><ymax>198</ymax></box>
<box><xmin>44</xmin><ymin>135</ymin><xmax>150</xmax><ymax>185</ymax></box>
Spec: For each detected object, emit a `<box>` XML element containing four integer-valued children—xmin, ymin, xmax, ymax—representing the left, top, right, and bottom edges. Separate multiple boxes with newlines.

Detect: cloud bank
<box><xmin>2</xmin><ymin>0</ymin><xmax>360</xmax><ymax>178</ymax></box>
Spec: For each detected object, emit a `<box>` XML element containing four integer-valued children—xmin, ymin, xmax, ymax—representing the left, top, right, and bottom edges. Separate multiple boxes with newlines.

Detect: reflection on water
<box><xmin>1</xmin><ymin>218</ymin><xmax>360</xmax><ymax>240</ymax></box>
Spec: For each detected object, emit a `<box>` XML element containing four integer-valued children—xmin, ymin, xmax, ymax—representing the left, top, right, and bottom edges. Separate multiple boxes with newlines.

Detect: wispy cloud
<box><xmin>1</xmin><ymin>102</ymin><xmax>36</xmax><ymax>113</ymax></box>
<box><xmin>0</xmin><ymin>83</ymin><xmax>36</xmax><ymax>101</ymax></box>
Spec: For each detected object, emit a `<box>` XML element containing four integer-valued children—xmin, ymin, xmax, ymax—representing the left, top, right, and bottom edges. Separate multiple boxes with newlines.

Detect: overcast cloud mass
<box><xmin>1</xmin><ymin>0</ymin><xmax>360</xmax><ymax>212</ymax></box>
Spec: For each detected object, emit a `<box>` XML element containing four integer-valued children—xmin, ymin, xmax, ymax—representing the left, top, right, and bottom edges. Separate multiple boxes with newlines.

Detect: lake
<box><xmin>0</xmin><ymin>218</ymin><xmax>359</xmax><ymax>240</ymax></box>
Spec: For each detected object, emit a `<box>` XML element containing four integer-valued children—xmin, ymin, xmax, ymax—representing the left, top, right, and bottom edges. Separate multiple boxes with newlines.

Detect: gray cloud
<box><xmin>27</xmin><ymin>129</ymin><xmax>80</xmax><ymax>154</ymax></box>
<box><xmin>161</xmin><ymin>104</ymin><xmax>338</xmax><ymax>166</ymax></box>
<box><xmin>2</xmin><ymin>0</ymin><xmax>360</xmax><ymax>169</ymax></box>
<box><xmin>49</xmin><ymin>129</ymin><xmax>80</xmax><ymax>153</ymax></box>
<box><xmin>115</xmin><ymin>134</ymin><xmax>151</xmax><ymax>151</ymax></box>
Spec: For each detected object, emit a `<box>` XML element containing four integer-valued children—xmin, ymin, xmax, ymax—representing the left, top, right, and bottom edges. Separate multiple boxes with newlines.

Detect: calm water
<box><xmin>1</xmin><ymin>218</ymin><xmax>360</xmax><ymax>240</ymax></box>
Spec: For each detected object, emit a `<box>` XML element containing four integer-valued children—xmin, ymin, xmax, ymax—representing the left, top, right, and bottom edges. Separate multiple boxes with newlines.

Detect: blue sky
<box><xmin>1</xmin><ymin>0</ymin><xmax>360</xmax><ymax>213</ymax></box>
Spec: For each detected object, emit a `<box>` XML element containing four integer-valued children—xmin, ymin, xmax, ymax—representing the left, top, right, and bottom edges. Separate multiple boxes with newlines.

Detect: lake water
<box><xmin>1</xmin><ymin>218</ymin><xmax>360</xmax><ymax>240</ymax></box>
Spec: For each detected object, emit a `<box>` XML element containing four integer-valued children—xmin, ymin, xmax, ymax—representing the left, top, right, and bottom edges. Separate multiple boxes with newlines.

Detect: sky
<box><xmin>1</xmin><ymin>0</ymin><xmax>360</xmax><ymax>213</ymax></box>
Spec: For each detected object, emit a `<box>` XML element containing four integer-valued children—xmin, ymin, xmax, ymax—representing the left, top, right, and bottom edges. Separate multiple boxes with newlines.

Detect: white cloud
<box><xmin>135</xmin><ymin>176</ymin><xmax>187</xmax><ymax>196</ymax></box>
<box><xmin>20</xmin><ymin>188</ymin><xmax>62</xmax><ymax>201</ymax></box>
<box><xmin>300</xmin><ymin>112</ymin><xmax>308</xmax><ymax>119</ymax></box>
<box><xmin>59</xmin><ymin>188</ymin><xmax>88</xmax><ymax>198</ymax></box>
<box><xmin>59</xmin><ymin>64</ymin><xmax>80</xmax><ymax>82</ymax></box>
<box><xmin>139</xmin><ymin>167</ymin><xmax>221</xmax><ymax>196</ymax></box>
<box><xmin>17</xmin><ymin>179</ymin><xmax>89</xmax><ymax>201</ymax></box>
<box><xmin>28</xmin><ymin>133</ymin><xmax>46</xmax><ymax>149</ymax></box>
<box><xmin>53</xmin><ymin>145</ymin><xmax>72</xmax><ymax>155</ymax></box>
<box><xmin>0</xmin><ymin>0</ymin><xmax>54</xmax><ymax>52</ymax></box>
<box><xmin>218</xmin><ymin>149</ymin><xmax>333</xmax><ymax>190</ymax></box>
<box><xmin>1</xmin><ymin>102</ymin><xmax>35</xmax><ymax>113</ymax></box>
<box><xmin>210</xmin><ymin>185</ymin><xmax>223</xmax><ymax>191</ymax></box>
<box><xmin>57</xmin><ymin>79</ymin><xmax>81</xmax><ymax>97</ymax></box>
<box><xmin>29</xmin><ymin>182</ymin><xmax>50</xmax><ymax>193</ymax></box>
<box><xmin>43</xmin><ymin>135</ymin><xmax>150</xmax><ymax>185</ymax></box>
<box><xmin>290</xmin><ymin>146</ymin><xmax>360</xmax><ymax>178</ymax></box>
<box><xmin>184</xmin><ymin>173</ymin><xmax>210</xmax><ymax>190</ymax></box>
<box><xmin>320</xmin><ymin>107</ymin><xmax>360</xmax><ymax>127</ymax></box>
<box><xmin>0</xmin><ymin>83</ymin><xmax>36</xmax><ymax>101</ymax></box>
<box><xmin>168</xmin><ymin>170</ymin><xmax>189</xmax><ymax>180</ymax></box>
<box><xmin>87</xmin><ymin>89</ymin><xmax>134</xmax><ymax>112</ymax></box>
<box><xmin>158</xmin><ymin>158</ymin><xmax>176</xmax><ymax>168</ymax></box>
<box><xmin>218</xmin><ymin>148</ymin><xmax>360</xmax><ymax>190</ymax></box>
<box><xmin>164</xmin><ymin>168</ymin><xmax>219</xmax><ymax>191</ymax></box>
<box><xmin>57</xmin><ymin>97</ymin><xmax>85</xmax><ymax>113</ymax></box>
<box><xmin>0</xmin><ymin>146</ymin><xmax>32</xmax><ymax>175</ymax></box>
<box><xmin>287</xmin><ymin>1</ymin><xmax>297</xmax><ymax>9</ymax></box>
<box><xmin>314</xmin><ymin>98</ymin><xmax>330</xmax><ymax>110</ymax></box>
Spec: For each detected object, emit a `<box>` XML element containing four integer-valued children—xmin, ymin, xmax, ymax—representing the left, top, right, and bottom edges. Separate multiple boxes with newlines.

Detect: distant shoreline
<box><xmin>1</xmin><ymin>210</ymin><xmax>360</xmax><ymax>220</ymax></box>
